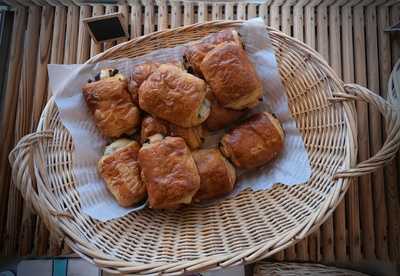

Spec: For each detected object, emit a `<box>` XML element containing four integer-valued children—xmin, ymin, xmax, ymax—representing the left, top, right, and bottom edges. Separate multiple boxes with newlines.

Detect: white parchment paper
<box><xmin>48</xmin><ymin>18</ymin><xmax>311</xmax><ymax>221</ymax></box>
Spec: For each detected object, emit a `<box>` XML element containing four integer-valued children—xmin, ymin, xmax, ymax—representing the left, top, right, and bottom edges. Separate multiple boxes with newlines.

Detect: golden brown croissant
<box><xmin>98</xmin><ymin>140</ymin><xmax>146</xmax><ymax>207</ymax></box>
<box><xmin>128</xmin><ymin>61</ymin><xmax>185</xmax><ymax>104</ymax></box>
<box><xmin>138</xmin><ymin>64</ymin><xmax>210</xmax><ymax>127</ymax></box>
<box><xmin>128</xmin><ymin>63</ymin><xmax>160</xmax><ymax>105</ymax></box>
<box><xmin>204</xmin><ymin>88</ymin><xmax>247</xmax><ymax>131</ymax></box>
<box><xmin>192</xmin><ymin>149</ymin><xmax>236</xmax><ymax>202</ymax></box>
<box><xmin>200</xmin><ymin>42</ymin><xmax>263</xmax><ymax>110</ymax></box>
<box><xmin>82</xmin><ymin>74</ymin><xmax>140</xmax><ymax>138</ymax></box>
<box><xmin>138</xmin><ymin>135</ymin><xmax>200</xmax><ymax>209</ymax></box>
<box><xmin>220</xmin><ymin>112</ymin><xmax>284</xmax><ymax>169</ymax></box>
<box><xmin>184</xmin><ymin>29</ymin><xmax>241</xmax><ymax>77</ymax></box>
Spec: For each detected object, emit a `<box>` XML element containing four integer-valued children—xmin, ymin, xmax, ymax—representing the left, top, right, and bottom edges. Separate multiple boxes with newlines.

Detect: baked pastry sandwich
<box><xmin>128</xmin><ymin>63</ymin><xmax>160</xmax><ymax>105</ymax></box>
<box><xmin>220</xmin><ymin>112</ymin><xmax>284</xmax><ymax>169</ymax></box>
<box><xmin>138</xmin><ymin>63</ymin><xmax>210</xmax><ymax>127</ymax></box>
<box><xmin>200</xmin><ymin>42</ymin><xmax>263</xmax><ymax>110</ymax></box>
<box><xmin>128</xmin><ymin>61</ymin><xmax>185</xmax><ymax>104</ymax></box>
<box><xmin>184</xmin><ymin>29</ymin><xmax>242</xmax><ymax>77</ymax></box>
<box><xmin>82</xmin><ymin>68</ymin><xmax>140</xmax><ymax>138</ymax></box>
<box><xmin>138</xmin><ymin>135</ymin><xmax>200</xmax><ymax>209</ymax></box>
<box><xmin>192</xmin><ymin>149</ymin><xmax>236</xmax><ymax>202</ymax></box>
<box><xmin>98</xmin><ymin>139</ymin><xmax>146</xmax><ymax>207</ymax></box>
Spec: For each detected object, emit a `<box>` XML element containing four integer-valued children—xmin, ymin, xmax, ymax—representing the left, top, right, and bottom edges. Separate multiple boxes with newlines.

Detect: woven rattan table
<box><xmin>0</xmin><ymin>0</ymin><xmax>399</xmax><ymax>268</ymax></box>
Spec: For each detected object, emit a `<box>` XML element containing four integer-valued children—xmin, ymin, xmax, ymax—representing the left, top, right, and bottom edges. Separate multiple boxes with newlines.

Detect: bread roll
<box><xmin>98</xmin><ymin>140</ymin><xmax>146</xmax><ymax>207</ymax></box>
<box><xmin>184</xmin><ymin>29</ymin><xmax>241</xmax><ymax>77</ymax></box>
<box><xmin>204</xmin><ymin>88</ymin><xmax>247</xmax><ymax>131</ymax></box>
<box><xmin>128</xmin><ymin>63</ymin><xmax>160</xmax><ymax>104</ymax></box>
<box><xmin>220</xmin><ymin>112</ymin><xmax>284</xmax><ymax>169</ymax></box>
<box><xmin>138</xmin><ymin>64</ymin><xmax>210</xmax><ymax>127</ymax></box>
<box><xmin>200</xmin><ymin>42</ymin><xmax>263</xmax><ymax>110</ymax></box>
<box><xmin>82</xmin><ymin>74</ymin><xmax>140</xmax><ymax>138</ymax></box>
<box><xmin>128</xmin><ymin>61</ymin><xmax>185</xmax><ymax>104</ymax></box>
<box><xmin>192</xmin><ymin>149</ymin><xmax>236</xmax><ymax>202</ymax></box>
<box><xmin>138</xmin><ymin>136</ymin><xmax>200</xmax><ymax>209</ymax></box>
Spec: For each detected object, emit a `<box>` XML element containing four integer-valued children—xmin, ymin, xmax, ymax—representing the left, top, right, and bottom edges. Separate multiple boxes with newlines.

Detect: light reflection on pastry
<box><xmin>192</xmin><ymin>149</ymin><xmax>236</xmax><ymax>202</ymax></box>
<box><xmin>82</xmin><ymin>70</ymin><xmax>140</xmax><ymax>138</ymax></box>
<box><xmin>200</xmin><ymin>42</ymin><xmax>263</xmax><ymax>110</ymax></box>
<box><xmin>138</xmin><ymin>135</ymin><xmax>200</xmax><ymax>209</ymax></box>
<box><xmin>138</xmin><ymin>64</ymin><xmax>210</xmax><ymax>127</ymax></box>
<box><xmin>220</xmin><ymin>112</ymin><xmax>284</xmax><ymax>169</ymax></box>
<box><xmin>98</xmin><ymin>140</ymin><xmax>146</xmax><ymax>207</ymax></box>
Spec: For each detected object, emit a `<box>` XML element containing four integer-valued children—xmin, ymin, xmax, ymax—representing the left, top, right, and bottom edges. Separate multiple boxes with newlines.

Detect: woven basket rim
<box><xmin>17</xmin><ymin>21</ymin><xmax>363</xmax><ymax>274</ymax></box>
<box><xmin>253</xmin><ymin>261</ymin><xmax>370</xmax><ymax>276</ymax></box>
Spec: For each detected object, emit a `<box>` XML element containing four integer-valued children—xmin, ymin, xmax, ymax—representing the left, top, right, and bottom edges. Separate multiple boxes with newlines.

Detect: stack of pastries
<box><xmin>82</xmin><ymin>29</ymin><xmax>285</xmax><ymax>209</ymax></box>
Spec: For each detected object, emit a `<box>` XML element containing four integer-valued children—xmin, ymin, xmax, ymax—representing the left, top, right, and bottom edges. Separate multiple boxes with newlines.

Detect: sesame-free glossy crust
<box><xmin>200</xmin><ymin>42</ymin><xmax>263</xmax><ymax>110</ymax></box>
<box><xmin>98</xmin><ymin>141</ymin><xmax>146</xmax><ymax>207</ymax></box>
<box><xmin>192</xmin><ymin>149</ymin><xmax>236</xmax><ymax>202</ymax></box>
<box><xmin>82</xmin><ymin>77</ymin><xmax>140</xmax><ymax>138</ymax></box>
<box><xmin>220</xmin><ymin>112</ymin><xmax>284</xmax><ymax>169</ymax></box>
<box><xmin>128</xmin><ymin>61</ymin><xmax>184</xmax><ymax>104</ymax></box>
<box><xmin>138</xmin><ymin>136</ymin><xmax>200</xmax><ymax>209</ymax></box>
<box><xmin>184</xmin><ymin>29</ymin><xmax>241</xmax><ymax>77</ymax></box>
<box><xmin>138</xmin><ymin>64</ymin><xmax>209</xmax><ymax>127</ymax></box>
<box><xmin>128</xmin><ymin>63</ymin><xmax>160</xmax><ymax>105</ymax></box>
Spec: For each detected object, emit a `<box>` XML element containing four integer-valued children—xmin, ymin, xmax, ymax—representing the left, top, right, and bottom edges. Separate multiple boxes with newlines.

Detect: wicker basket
<box><xmin>9</xmin><ymin>21</ymin><xmax>400</xmax><ymax>275</ymax></box>
<box><xmin>253</xmin><ymin>261</ymin><xmax>369</xmax><ymax>276</ymax></box>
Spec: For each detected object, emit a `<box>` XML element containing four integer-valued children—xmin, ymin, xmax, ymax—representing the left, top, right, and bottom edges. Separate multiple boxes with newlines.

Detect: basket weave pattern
<box><xmin>254</xmin><ymin>261</ymin><xmax>369</xmax><ymax>276</ymax></box>
<box><xmin>9</xmin><ymin>21</ymin><xmax>400</xmax><ymax>274</ymax></box>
